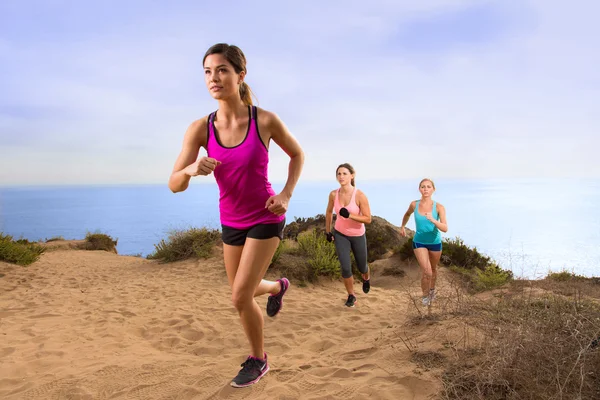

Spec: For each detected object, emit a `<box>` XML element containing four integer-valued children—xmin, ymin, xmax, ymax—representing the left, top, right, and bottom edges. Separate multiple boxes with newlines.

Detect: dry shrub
<box><xmin>537</xmin><ymin>270</ymin><xmax>600</xmax><ymax>300</ymax></box>
<box><xmin>442</xmin><ymin>293</ymin><xmax>600</xmax><ymax>400</ymax></box>
<box><xmin>83</xmin><ymin>232</ymin><xmax>118</xmax><ymax>253</ymax></box>
<box><xmin>411</xmin><ymin>351</ymin><xmax>447</xmax><ymax>370</ymax></box>
<box><xmin>148</xmin><ymin>228</ymin><xmax>221</xmax><ymax>262</ymax></box>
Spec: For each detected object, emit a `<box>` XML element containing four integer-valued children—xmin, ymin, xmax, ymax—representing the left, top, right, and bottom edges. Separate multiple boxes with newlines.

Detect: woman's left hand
<box><xmin>424</xmin><ymin>212</ymin><xmax>435</xmax><ymax>222</ymax></box>
<box><xmin>265</xmin><ymin>193</ymin><xmax>290</xmax><ymax>216</ymax></box>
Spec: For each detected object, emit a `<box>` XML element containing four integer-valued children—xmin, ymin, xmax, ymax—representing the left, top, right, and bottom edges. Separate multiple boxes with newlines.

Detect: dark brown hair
<box><xmin>336</xmin><ymin>163</ymin><xmax>356</xmax><ymax>186</ymax></box>
<box><xmin>203</xmin><ymin>43</ymin><xmax>255</xmax><ymax>106</ymax></box>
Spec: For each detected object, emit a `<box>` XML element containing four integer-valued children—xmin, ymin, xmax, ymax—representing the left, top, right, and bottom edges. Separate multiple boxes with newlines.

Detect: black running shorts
<box><xmin>221</xmin><ymin>218</ymin><xmax>286</xmax><ymax>246</ymax></box>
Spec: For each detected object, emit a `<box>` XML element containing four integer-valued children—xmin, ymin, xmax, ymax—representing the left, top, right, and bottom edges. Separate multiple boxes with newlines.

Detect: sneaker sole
<box><xmin>230</xmin><ymin>364</ymin><xmax>270</xmax><ymax>388</ymax></box>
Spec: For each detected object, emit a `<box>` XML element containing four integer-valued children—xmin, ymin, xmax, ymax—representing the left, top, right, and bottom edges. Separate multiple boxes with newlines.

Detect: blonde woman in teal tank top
<box><xmin>400</xmin><ymin>178</ymin><xmax>448</xmax><ymax>306</ymax></box>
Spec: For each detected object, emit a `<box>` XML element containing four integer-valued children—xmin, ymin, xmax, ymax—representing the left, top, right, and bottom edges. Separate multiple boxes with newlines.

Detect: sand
<box><xmin>0</xmin><ymin>246</ymin><xmax>457</xmax><ymax>399</ymax></box>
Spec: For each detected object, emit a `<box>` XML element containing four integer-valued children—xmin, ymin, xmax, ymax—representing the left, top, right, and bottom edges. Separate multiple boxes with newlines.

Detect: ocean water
<box><xmin>1</xmin><ymin>179</ymin><xmax>599</xmax><ymax>279</ymax></box>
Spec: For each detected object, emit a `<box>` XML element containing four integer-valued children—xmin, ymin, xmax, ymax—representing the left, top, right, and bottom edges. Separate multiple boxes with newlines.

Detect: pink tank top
<box><xmin>206</xmin><ymin>106</ymin><xmax>284</xmax><ymax>229</ymax></box>
<box><xmin>334</xmin><ymin>187</ymin><xmax>365</xmax><ymax>236</ymax></box>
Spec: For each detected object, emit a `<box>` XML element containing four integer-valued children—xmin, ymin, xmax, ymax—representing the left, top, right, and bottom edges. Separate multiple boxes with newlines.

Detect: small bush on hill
<box><xmin>398</xmin><ymin>236</ymin><xmax>512</xmax><ymax>292</ymax></box>
<box><xmin>148</xmin><ymin>228</ymin><xmax>221</xmax><ymax>262</ymax></box>
<box><xmin>297</xmin><ymin>229</ymin><xmax>340</xmax><ymax>279</ymax></box>
<box><xmin>84</xmin><ymin>232</ymin><xmax>118</xmax><ymax>253</ymax></box>
<box><xmin>0</xmin><ymin>233</ymin><xmax>46</xmax><ymax>266</ymax></box>
<box><xmin>284</xmin><ymin>215</ymin><xmax>327</xmax><ymax>240</ymax></box>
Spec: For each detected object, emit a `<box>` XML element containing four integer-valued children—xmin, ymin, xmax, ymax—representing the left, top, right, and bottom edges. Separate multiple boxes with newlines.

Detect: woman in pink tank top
<box><xmin>325</xmin><ymin>163</ymin><xmax>372</xmax><ymax>308</ymax></box>
<box><xmin>168</xmin><ymin>43</ymin><xmax>305</xmax><ymax>388</ymax></box>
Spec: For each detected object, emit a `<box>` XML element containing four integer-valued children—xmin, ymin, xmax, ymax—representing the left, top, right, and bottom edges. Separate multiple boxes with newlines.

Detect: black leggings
<box><xmin>334</xmin><ymin>232</ymin><xmax>368</xmax><ymax>279</ymax></box>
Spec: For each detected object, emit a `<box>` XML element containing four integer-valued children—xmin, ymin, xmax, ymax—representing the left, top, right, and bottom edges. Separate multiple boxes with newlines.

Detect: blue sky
<box><xmin>1</xmin><ymin>0</ymin><xmax>598</xmax><ymax>185</ymax></box>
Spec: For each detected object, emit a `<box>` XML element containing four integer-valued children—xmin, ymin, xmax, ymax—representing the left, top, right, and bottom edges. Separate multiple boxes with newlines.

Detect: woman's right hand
<box><xmin>183</xmin><ymin>157</ymin><xmax>221</xmax><ymax>176</ymax></box>
<box><xmin>400</xmin><ymin>227</ymin><xmax>406</xmax><ymax>237</ymax></box>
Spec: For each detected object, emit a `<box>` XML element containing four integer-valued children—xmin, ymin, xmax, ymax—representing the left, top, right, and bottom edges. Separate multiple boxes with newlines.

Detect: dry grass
<box><xmin>83</xmin><ymin>233</ymin><xmax>118</xmax><ymax>253</ymax></box>
<box><xmin>440</xmin><ymin>290</ymin><xmax>600</xmax><ymax>399</ymax></box>
<box><xmin>395</xmin><ymin>270</ymin><xmax>600</xmax><ymax>400</ymax></box>
<box><xmin>411</xmin><ymin>351</ymin><xmax>447</xmax><ymax>370</ymax></box>
<box><xmin>535</xmin><ymin>272</ymin><xmax>600</xmax><ymax>300</ymax></box>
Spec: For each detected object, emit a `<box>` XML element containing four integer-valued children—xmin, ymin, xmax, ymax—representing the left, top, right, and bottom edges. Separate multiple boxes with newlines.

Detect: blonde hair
<box><xmin>419</xmin><ymin>178</ymin><xmax>435</xmax><ymax>189</ymax></box>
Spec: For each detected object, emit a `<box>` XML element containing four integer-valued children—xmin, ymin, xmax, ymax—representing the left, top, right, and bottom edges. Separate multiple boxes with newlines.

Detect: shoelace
<box><xmin>240</xmin><ymin>357</ymin><xmax>262</xmax><ymax>371</ymax></box>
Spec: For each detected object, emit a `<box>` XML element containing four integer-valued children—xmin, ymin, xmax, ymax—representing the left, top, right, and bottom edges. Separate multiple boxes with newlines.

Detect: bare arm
<box><xmin>401</xmin><ymin>201</ymin><xmax>416</xmax><ymax>228</ymax></box>
<box><xmin>325</xmin><ymin>191</ymin><xmax>335</xmax><ymax>233</ymax></box>
<box><xmin>169</xmin><ymin>118</ymin><xmax>214</xmax><ymax>193</ymax></box>
<box><xmin>400</xmin><ymin>201</ymin><xmax>416</xmax><ymax>236</ymax></box>
<box><xmin>265</xmin><ymin>110</ymin><xmax>305</xmax><ymax>199</ymax></box>
<box><xmin>350</xmin><ymin>190</ymin><xmax>372</xmax><ymax>224</ymax></box>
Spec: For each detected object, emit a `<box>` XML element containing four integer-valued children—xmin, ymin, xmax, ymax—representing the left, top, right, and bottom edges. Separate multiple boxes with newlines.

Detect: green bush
<box><xmin>297</xmin><ymin>229</ymin><xmax>340</xmax><ymax>279</ymax></box>
<box><xmin>84</xmin><ymin>232</ymin><xmax>118</xmax><ymax>252</ymax></box>
<box><xmin>148</xmin><ymin>228</ymin><xmax>221</xmax><ymax>262</ymax></box>
<box><xmin>398</xmin><ymin>236</ymin><xmax>512</xmax><ymax>292</ymax></box>
<box><xmin>441</xmin><ymin>237</ymin><xmax>496</xmax><ymax>271</ymax></box>
<box><xmin>284</xmin><ymin>215</ymin><xmax>327</xmax><ymax>240</ymax></box>
<box><xmin>473</xmin><ymin>265</ymin><xmax>512</xmax><ymax>291</ymax></box>
<box><xmin>450</xmin><ymin>264</ymin><xmax>512</xmax><ymax>293</ymax></box>
<box><xmin>398</xmin><ymin>236</ymin><xmax>497</xmax><ymax>271</ymax></box>
<box><xmin>395</xmin><ymin>237</ymin><xmax>415</xmax><ymax>260</ymax></box>
<box><xmin>270</xmin><ymin>240</ymin><xmax>287</xmax><ymax>266</ymax></box>
<box><xmin>546</xmin><ymin>269</ymin><xmax>586</xmax><ymax>282</ymax></box>
<box><xmin>0</xmin><ymin>233</ymin><xmax>46</xmax><ymax>266</ymax></box>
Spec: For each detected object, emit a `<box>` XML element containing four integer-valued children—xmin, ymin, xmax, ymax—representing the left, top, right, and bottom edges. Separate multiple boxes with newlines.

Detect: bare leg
<box><xmin>223</xmin><ymin>243</ymin><xmax>282</xmax><ymax>298</ymax></box>
<box><xmin>428</xmin><ymin>251</ymin><xmax>442</xmax><ymax>291</ymax></box>
<box><xmin>362</xmin><ymin>268</ymin><xmax>370</xmax><ymax>281</ymax></box>
<box><xmin>226</xmin><ymin>237</ymin><xmax>280</xmax><ymax>359</ymax></box>
<box><xmin>413</xmin><ymin>247</ymin><xmax>432</xmax><ymax>297</ymax></box>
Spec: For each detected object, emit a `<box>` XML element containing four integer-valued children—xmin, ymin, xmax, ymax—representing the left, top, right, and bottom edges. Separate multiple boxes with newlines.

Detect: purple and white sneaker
<box><xmin>230</xmin><ymin>353</ymin><xmax>269</xmax><ymax>388</ymax></box>
<box><xmin>266</xmin><ymin>278</ymin><xmax>289</xmax><ymax>317</ymax></box>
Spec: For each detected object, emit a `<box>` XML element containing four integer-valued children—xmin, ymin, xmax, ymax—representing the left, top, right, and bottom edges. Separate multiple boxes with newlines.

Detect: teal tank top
<box><xmin>413</xmin><ymin>200</ymin><xmax>442</xmax><ymax>245</ymax></box>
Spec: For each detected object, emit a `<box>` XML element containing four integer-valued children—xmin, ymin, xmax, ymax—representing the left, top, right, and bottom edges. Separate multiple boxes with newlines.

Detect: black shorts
<box><xmin>221</xmin><ymin>218</ymin><xmax>286</xmax><ymax>246</ymax></box>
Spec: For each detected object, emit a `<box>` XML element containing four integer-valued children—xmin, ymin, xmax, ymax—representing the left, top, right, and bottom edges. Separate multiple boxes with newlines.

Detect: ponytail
<box><xmin>239</xmin><ymin>82</ymin><xmax>253</xmax><ymax>106</ymax></box>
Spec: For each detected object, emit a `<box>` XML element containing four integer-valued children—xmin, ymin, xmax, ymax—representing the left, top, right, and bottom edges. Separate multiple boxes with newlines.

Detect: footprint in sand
<box><xmin>179</xmin><ymin>328</ymin><xmax>204</xmax><ymax>342</ymax></box>
<box><xmin>273</xmin><ymin>370</ymin><xmax>299</xmax><ymax>383</ymax></box>
<box><xmin>0</xmin><ymin>347</ymin><xmax>16</xmax><ymax>358</ymax></box>
<box><xmin>341</xmin><ymin>347</ymin><xmax>377</xmax><ymax>361</ymax></box>
<box><xmin>308</xmin><ymin>339</ymin><xmax>337</xmax><ymax>353</ymax></box>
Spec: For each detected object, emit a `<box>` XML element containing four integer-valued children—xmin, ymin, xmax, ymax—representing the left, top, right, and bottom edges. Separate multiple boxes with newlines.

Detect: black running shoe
<box><xmin>345</xmin><ymin>294</ymin><xmax>357</xmax><ymax>307</ymax></box>
<box><xmin>362</xmin><ymin>279</ymin><xmax>370</xmax><ymax>294</ymax></box>
<box><xmin>230</xmin><ymin>354</ymin><xmax>269</xmax><ymax>388</ymax></box>
<box><xmin>266</xmin><ymin>278</ymin><xmax>289</xmax><ymax>317</ymax></box>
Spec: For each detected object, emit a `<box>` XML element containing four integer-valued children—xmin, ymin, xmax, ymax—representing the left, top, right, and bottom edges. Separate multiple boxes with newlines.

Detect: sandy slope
<box><xmin>0</xmin><ymin>247</ymin><xmax>461</xmax><ymax>399</ymax></box>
